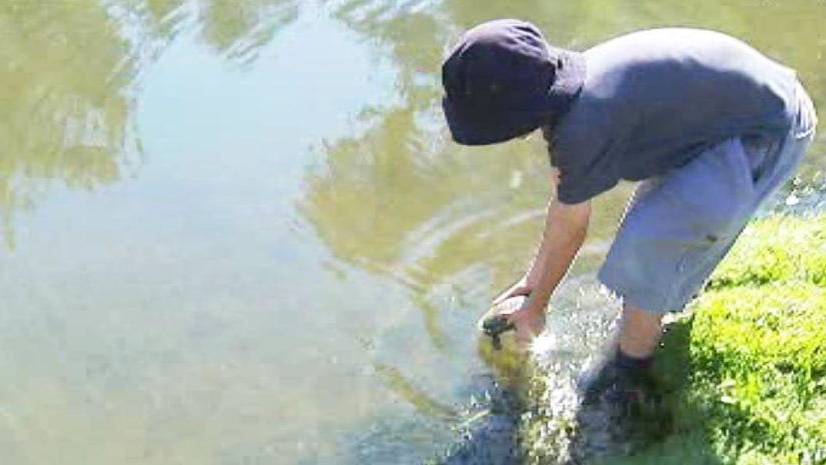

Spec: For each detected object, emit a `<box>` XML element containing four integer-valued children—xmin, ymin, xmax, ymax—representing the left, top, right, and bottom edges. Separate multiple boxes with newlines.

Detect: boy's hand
<box><xmin>484</xmin><ymin>295</ymin><xmax>547</xmax><ymax>348</ymax></box>
<box><xmin>506</xmin><ymin>305</ymin><xmax>547</xmax><ymax>346</ymax></box>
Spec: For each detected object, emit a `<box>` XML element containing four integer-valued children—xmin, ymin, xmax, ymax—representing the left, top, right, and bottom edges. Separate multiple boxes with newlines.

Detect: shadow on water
<box><xmin>432</xmin><ymin>339</ymin><xmax>534</xmax><ymax>465</ymax></box>
<box><xmin>337</xmin><ymin>348</ymin><xmax>528</xmax><ymax>465</ymax></box>
<box><xmin>435</xmin><ymin>382</ymin><xmax>522</xmax><ymax>465</ymax></box>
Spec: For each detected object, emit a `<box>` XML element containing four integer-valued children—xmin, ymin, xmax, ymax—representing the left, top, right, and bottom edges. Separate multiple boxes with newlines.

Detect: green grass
<box><xmin>527</xmin><ymin>214</ymin><xmax>826</xmax><ymax>464</ymax></box>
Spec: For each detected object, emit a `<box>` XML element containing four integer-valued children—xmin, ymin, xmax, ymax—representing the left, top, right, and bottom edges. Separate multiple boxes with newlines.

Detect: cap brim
<box><xmin>442</xmin><ymin>97</ymin><xmax>541</xmax><ymax>146</ymax></box>
<box><xmin>442</xmin><ymin>50</ymin><xmax>586</xmax><ymax>146</ymax></box>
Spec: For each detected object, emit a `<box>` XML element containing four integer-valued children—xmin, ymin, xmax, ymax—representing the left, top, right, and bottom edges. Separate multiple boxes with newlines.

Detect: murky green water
<box><xmin>0</xmin><ymin>1</ymin><xmax>823</xmax><ymax>463</ymax></box>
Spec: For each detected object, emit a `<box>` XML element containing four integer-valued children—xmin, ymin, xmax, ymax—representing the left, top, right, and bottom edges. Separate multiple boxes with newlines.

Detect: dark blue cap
<box><xmin>441</xmin><ymin>19</ymin><xmax>586</xmax><ymax>146</ymax></box>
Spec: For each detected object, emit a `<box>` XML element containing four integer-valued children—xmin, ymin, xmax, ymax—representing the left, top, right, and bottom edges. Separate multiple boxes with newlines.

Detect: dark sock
<box><xmin>615</xmin><ymin>348</ymin><xmax>654</xmax><ymax>372</ymax></box>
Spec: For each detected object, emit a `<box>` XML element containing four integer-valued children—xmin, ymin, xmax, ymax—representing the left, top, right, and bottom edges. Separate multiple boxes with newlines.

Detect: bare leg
<box><xmin>617</xmin><ymin>304</ymin><xmax>664</xmax><ymax>359</ymax></box>
<box><xmin>579</xmin><ymin>303</ymin><xmax>663</xmax><ymax>403</ymax></box>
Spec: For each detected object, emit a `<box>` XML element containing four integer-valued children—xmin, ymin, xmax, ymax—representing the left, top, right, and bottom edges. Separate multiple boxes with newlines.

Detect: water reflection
<box><xmin>0</xmin><ymin>0</ymin><xmax>137</xmax><ymax>245</ymax></box>
<box><xmin>119</xmin><ymin>0</ymin><xmax>301</xmax><ymax>61</ymax></box>
<box><xmin>196</xmin><ymin>0</ymin><xmax>300</xmax><ymax>61</ymax></box>
<box><xmin>0</xmin><ymin>0</ymin><xmax>305</xmax><ymax>247</ymax></box>
<box><xmin>373</xmin><ymin>362</ymin><xmax>460</xmax><ymax>420</ymax></box>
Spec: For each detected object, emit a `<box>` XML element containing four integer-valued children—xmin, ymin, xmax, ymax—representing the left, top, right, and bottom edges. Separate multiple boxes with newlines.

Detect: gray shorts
<box><xmin>598</xmin><ymin>83</ymin><xmax>818</xmax><ymax>313</ymax></box>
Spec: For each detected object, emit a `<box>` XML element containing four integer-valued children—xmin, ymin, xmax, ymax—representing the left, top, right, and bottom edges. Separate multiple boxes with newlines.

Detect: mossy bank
<box><xmin>524</xmin><ymin>214</ymin><xmax>826</xmax><ymax>464</ymax></box>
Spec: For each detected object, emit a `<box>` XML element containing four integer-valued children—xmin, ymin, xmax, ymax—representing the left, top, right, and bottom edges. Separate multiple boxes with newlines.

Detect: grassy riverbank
<box><xmin>526</xmin><ymin>214</ymin><xmax>826</xmax><ymax>464</ymax></box>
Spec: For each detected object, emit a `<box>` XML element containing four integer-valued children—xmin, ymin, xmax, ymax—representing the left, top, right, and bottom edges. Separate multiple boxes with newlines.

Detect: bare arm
<box><xmin>495</xmin><ymin>173</ymin><xmax>591</xmax><ymax>339</ymax></box>
<box><xmin>521</xmin><ymin>196</ymin><xmax>590</xmax><ymax>316</ymax></box>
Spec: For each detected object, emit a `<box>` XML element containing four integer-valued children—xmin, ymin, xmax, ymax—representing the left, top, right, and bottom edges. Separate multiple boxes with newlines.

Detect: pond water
<box><xmin>0</xmin><ymin>1</ymin><xmax>823</xmax><ymax>464</ymax></box>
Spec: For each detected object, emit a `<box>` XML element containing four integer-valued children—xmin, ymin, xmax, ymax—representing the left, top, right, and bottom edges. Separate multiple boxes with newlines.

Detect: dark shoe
<box><xmin>573</xmin><ymin>355</ymin><xmax>673</xmax><ymax>459</ymax></box>
<box><xmin>578</xmin><ymin>351</ymin><xmax>661</xmax><ymax>411</ymax></box>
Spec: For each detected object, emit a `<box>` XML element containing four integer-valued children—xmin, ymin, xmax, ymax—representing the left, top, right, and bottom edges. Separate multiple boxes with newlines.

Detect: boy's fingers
<box><xmin>492</xmin><ymin>281</ymin><xmax>532</xmax><ymax>305</ymax></box>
